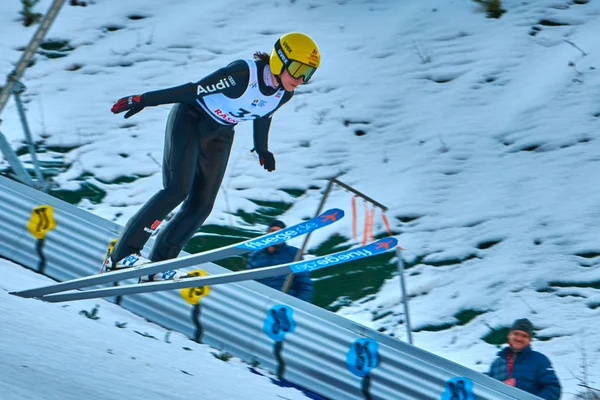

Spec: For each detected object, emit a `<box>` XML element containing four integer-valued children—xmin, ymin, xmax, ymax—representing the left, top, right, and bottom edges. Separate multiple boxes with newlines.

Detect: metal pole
<box><xmin>396</xmin><ymin>247</ymin><xmax>413</xmax><ymax>345</ymax></box>
<box><xmin>0</xmin><ymin>129</ymin><xmax>35</xmax><ymax>186</ymax></box>
<box><xmin>281</xmin><ymin>178</ymin><xmax>336</xmax><ymax>293</ymax></box>
<box><xmin>331</xmin><ymin>178</ymin><xmax>388</xmax><ymax>211</ymax></box>
<box><xmin>0</xmin><ymin>0</ymin><xmax>66</xmax><ymax>117</ymax></box>
<box><xmin>13</xmin><ymin>82</ymin><xmax>46</xmax><ymax>190</ymax></box>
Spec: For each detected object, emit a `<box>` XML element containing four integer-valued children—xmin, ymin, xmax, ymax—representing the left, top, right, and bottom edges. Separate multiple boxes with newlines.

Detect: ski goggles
<box><xmin>286</xmin><ymin>60</ymin><xmax>317</xmax><ymax>83</ymax></box>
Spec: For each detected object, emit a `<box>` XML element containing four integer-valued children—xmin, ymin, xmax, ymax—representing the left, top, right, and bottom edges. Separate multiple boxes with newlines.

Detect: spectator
<box><xmin>488</xmin><ymin>318</ymin><xmax>561</xmax><ymax>400</ymax></box>
<box><xmin>247</xmin><ymin>220</ymin><xmax>313</xmax><ymax>302</ymax></box>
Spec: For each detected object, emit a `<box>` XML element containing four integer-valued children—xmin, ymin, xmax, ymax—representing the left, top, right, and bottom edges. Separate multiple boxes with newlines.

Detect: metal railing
<box><xmin>0</xmin><ymin>175</ymin><xmax>539</xmax><ymax>400</ymax></box>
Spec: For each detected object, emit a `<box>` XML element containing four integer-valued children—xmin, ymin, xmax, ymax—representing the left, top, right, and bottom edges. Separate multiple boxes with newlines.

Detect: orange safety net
<box><xmin>351</xmin><ymin>196</ymin><xmax>358</xmax><ymax>240</ymax></box>
<box><xmin>350</xmin><ymin>192</ymin><xmax>402</xmax><ymax>249</ymax></box>
<box><xmin>368</xmin><ymin>206</ymin><xmax>375</xmax><ymax>242</ymax></box>
<box><xmin>362</xmin><ymin>200</ymin><xmax>369</xmax><ymax>245</ymax></box>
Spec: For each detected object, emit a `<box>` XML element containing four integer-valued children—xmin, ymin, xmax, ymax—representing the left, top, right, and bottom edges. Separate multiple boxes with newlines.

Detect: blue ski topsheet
<box><xmin>235</xmin><ymin>208</ymin><xmax>343</xmax><ymax>251</ymax></box>
<box><xmin>289</xmin><ymin>237</ymin><xmax>397</xmax><ymax>273</ymax></box>
<box><xmin>11</xmin><ymin>208</ymin><xmax>344</xmax><ymax>298</ymax></box>
<box><xmin>39</xmin><ymin>237</ymin><xmax>398</xmax><ymax>303</ymax></box>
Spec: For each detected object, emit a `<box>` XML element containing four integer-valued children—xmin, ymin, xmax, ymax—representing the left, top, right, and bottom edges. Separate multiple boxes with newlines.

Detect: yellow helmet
<box><xmin>270</xmin><ymin>32</ymin><xmax>320</xmax><ymax>83</ymax></box>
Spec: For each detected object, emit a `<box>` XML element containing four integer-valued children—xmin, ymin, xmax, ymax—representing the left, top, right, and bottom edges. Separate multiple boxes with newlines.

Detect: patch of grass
<box><xmin>539</xmin><ymin>19</ymin><xmax>569</xmax><ymax>27</ymax></box>
<box><xmin>344</xmin><ymin>119</ymin><xmax>370</xmax><ymax>127</ymax></box>
<box><xmin>39</xmin><ymin>41</ymin><xmax>70</xmax><ymax>51</ymax></box>
<box><xmin>250</xmin><ymin>358</ymin><xmax>260</xmax><ymax>368</ymax></box>
<box><xmin>79</xmin><ymin>305</ymin><xmax>100</xmax><ymax>320</ymax></box>
<box><xmin>20</xmin><ymin>0</ymin><xmax>42</xmax><ymax>27</ymax></box>
<box><xmin>482</xmin><ymin>327</ymin><xmax>509</xmax><ymax>345</ymax></box>
<box><xmin>309</xmin><ymin>233</ymin><xmax>352</xmax><ymax>256</ymax></box>
<box><xmin>416</xmin><ymin>322</ymin><xmax>455</xmax><ymax>332</ymax></box>
<box><xmin>103</xmin><ymin>25</ymin><xmax>124</xmax><ymax>32</ymax></box>
<box><xmin>372</xmin><ymin>310</ymin><xmax>393</xmax><ymax>322</ymax></box>
<box><xmin>50</xmin><ymin>182</ymin><xmax>106</xmax><ymax>205</ymax></box>
<box><xmin>536</xmin><ymin>334</ymin><xmax>561</xmax><ymax>342</ymax></box>
<box><xmin>477</xmin><ymin>240</ymin><xmax>502</xmax><ymax>250</ymax></box>
<box><xmin>39</xmin><ymin>40</ymin><xmax>75</xmax><ymax>59</ymax></box>
<box><xmin>549</xmin><ymin>280</ymin><xmax>600</xmax><ymax>290</ymax></box>
<box><xmin>536</xmin><ymin>286</ymin><xmax>557</xmax><ymax>293</ymax></box>
<box><xmin>65</xmin><ymin>63</ymin><xmax>83</xmax><ymax>71</ymax></box>
<box><xmin>211</xmin><ymin>350</ymin><xmax>233</xmax><ymax>362</ymax></box>
<box><xmin>235</xmin><ymin>199</ymin><xmax>292</xmax><ymax>226</ymax></box>
<box><xmin>134</xmin><ymin>331</ymin><xmax>158</xmax><ymax>340</ymax></box>
<box><xmin>422</xmin><ymin>253</ymin><xmax>479</xmax><ymax>267</ymax></box>
<box><xmin>96</xmin><ymin>174</ymin><xmax>151</xmax><ymax>185</ymax></box>
<box><xmin>73</xmin><ymin>172</ymin><xmax>94</xmax><ymax>181</ymax></box>
<box><xmin>415</xmin><ymin>309</ymin><xmax>485</xmax><ymax>332</ymax></box>
<box><xmin>315</xmin><ymin>251</ymin><xmax>397</xmax><ymax>311</ymax></box>
<box><xmin>456</xmin><ymin>309</ymin><xmax>486</xmax><ymax>325</ymax></box>
<box><xmin>473</xmin><ymin>0</ymin><xmax>506</xmax><ymax>19</ymax></box>
<box><xmin>556</xmin><ymin>292</ymin><xmax>586</xmax><ymax>298</ymax></box>
<box><xmin>397</xmin><ymin>215</ymin><xmax>421</xmax><ymax>223</ymax></box>
<box><xmin>44</xmin><ymin>144</ymin><xmax>81</xmax><ymax>153</ymax></box>
<box><xmin>575</xmin><ymin>251</ymin><xmax>600</xmax><ymax>259</ymax></box>
<box><xmin>280</xmin><ymin>188</ymin><xmax>305</xmax><ymax>198</ymax></box>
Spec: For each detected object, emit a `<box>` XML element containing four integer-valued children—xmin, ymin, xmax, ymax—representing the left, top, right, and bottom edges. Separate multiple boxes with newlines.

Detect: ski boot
<box><xmin>101</xmin><ymin>253</ymin><xmax>150</xmax><ymax>273</ymax></box>
<box><xmin>139</xmin><ymin>268</ymin><xmax>188</xmax><ymax>283</ymax></box>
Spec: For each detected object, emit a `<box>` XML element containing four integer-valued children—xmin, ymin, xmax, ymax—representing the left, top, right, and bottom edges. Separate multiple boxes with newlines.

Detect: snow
<box><xmin>1</xmin><ymin>0</ymin><xmax>600</xmax><ymax>398</ymax></box>
<box><xmin>0</xmin><ymin>259</ymin><xmax>308</xmax><ymax>400</ymax></box>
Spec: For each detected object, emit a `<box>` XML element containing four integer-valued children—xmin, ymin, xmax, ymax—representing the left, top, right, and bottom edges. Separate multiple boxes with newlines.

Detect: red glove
<box><xmin>111</xmin><ymin>95</ymin><xmax>145</xmax><ymax>118</ymax></box>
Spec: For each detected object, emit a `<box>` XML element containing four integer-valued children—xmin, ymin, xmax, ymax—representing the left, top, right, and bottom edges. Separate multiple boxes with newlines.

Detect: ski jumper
<box><xmin>111</xmin><ymin>59</ymin><xmax>293</xmax><ymax>264</ymax></box>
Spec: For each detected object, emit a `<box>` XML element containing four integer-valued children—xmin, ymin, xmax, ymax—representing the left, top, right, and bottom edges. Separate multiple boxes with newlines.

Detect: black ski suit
<box><xmin>111</xmin><ymin>59</ymin><xmax>293</xmax><ymax>264</ymax></box>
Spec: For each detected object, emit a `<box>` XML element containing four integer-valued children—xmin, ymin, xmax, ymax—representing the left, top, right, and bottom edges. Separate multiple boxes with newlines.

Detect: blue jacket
<box><xmin>488</xmin><ymin>345</ymin><xmax>561</xmax><ymax>400</ymax></box>
<box><xmin>247</xmin><ymin>243</ymin><xmax>313</xmax><ymax>303</ymax></box>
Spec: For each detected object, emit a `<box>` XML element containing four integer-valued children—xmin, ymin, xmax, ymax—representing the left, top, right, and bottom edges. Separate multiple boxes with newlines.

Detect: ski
<box><xmin>11</xmin><ymin>208</ymin><xmax>344</xmax><ymax>299</ymax></box>
<box><xmin>40</xmin><ymin>237</ymin><xmax>398</xmax><ymax>303</ymax></box>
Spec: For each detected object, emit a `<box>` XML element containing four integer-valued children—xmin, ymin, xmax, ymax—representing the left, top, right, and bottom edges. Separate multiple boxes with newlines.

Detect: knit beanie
<box><xmin>510</xmin><ymin>318</ymin><xmax>534</xmax><ymax>337</ymax></box>
<box><xmin>268</xmin><ymin>219</ymin><xmax>286</xmax><ymax>230</ymax></box>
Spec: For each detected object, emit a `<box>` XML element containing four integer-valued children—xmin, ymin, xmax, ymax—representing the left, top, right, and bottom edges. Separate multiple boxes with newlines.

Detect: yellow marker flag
<box><xmin>27</xmin><ymin>205</ymin><xmax>57</xmax><ymax>239</ymax></box>
<box><xmin>180</xmin><ymin>269</ymin><xmax>211</xmax><ymax>305</ymax></box>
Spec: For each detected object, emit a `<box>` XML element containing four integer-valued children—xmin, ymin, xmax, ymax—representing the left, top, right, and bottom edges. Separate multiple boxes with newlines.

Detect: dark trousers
<box><xmin>111</xmin><ymin>103</ymin><xmax>234</xmax><ymax>264</ymax></box>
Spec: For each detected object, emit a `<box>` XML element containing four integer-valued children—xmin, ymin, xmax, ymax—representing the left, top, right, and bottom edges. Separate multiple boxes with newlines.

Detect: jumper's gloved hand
<box><xmin>256</xmin><ymin>150</ymin><xmax>276</xmax><ymax>172</ymax></box>
<box><xmin>111</xmin><ymin>95</ymin><xmax>145</xmax><ymax>118</ymax></box>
